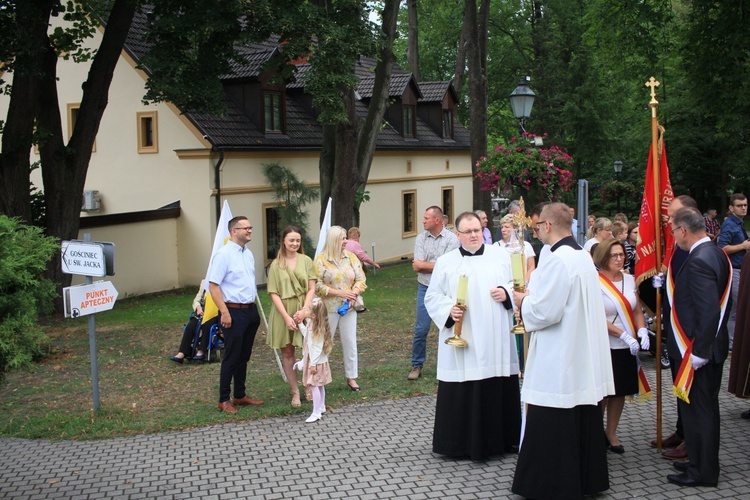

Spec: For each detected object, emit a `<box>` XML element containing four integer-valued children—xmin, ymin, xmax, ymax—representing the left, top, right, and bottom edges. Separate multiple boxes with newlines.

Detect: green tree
<box><xmin>262</xmin><ymin>162</ymin><xmax>320</xmax><ymax>256</ymax></box>
<box><xmin>0</xmin><ymin>216</ymin><xmax>57</xmax><ymax>378</ymax></box>
<box><xmin>0</xmin><ymin>0</ymin><xmax>400</xmax><ymax>305</ymax></box>
<box><xmin>667</xmin><ymin>0</ymin><xmax>750</xmax><ymax>209</ymax></box>
<box><xmin>0</xmin><ymin>0</ymin><xmax>139</xmax><ymax>308</ymax></box>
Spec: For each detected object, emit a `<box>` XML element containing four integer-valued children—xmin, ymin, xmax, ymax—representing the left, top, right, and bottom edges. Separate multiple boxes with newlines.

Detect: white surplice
<box><xmin>425</xmin><ymin>244</ymin><xmax>518</xmax><ymax>382</ymax></box>
<box><xmin>520</xmin><ymin>241</ymin><xmax>615</xmax><ymax>408</ymax></box>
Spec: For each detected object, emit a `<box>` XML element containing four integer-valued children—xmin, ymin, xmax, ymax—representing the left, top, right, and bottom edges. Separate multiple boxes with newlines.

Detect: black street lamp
<box><xmin>509</xmin><ymin>76</ymin><xmax>536</xmax><ymax>134</ymax></box>
<box><xmin>612</xmin><ymin>159</ymin><xmax>624</xmax><ymax>212</ymax></box>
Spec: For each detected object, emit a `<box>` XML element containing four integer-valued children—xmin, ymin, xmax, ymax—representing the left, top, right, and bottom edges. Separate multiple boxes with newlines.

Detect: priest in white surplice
<box><xmin>425</xmin><ymin>211</ymin><xmax>521</xmax><ymax>460</ymax></box>
<box><xmin>511</xmin><ymin>202</ymin><xmax>615</xmax><ymax>499</ymax></box>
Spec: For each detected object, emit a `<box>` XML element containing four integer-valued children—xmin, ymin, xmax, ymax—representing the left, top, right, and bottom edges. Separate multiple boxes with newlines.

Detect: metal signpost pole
<box><xmin>83</xmin><ymin>233</ymin><xmax>101</xmax><ymax>411</ymax></box>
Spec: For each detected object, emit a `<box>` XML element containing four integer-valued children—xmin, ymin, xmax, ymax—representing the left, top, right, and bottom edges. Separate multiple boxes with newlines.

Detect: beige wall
<box><xmin>71</xmin><ymin>218</ymin><xmax>179</xmax><ymax>295</ymax></box>
<box><xmin>214</xmin><ymin>150</ymin><xmax>473</xmax><ymax>279</ymax></box>
<box><xmin>1</xmin><ymin>20</ymin><xmax>474</xmax><ymax>297</ymax></box>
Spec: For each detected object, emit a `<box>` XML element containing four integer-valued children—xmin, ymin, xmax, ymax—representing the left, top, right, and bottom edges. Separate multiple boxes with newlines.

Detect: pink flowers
<box><xmin>474</xmin><ymin>134</ymin><xmax>575</xmax><ymax>200</ymax></box>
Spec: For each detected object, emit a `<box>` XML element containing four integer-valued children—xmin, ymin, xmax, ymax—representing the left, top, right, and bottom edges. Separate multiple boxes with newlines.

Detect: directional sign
<box><xmin>63</xmin><ymin>281</ymin><xmax>119</xmax><ymax>318</ymax></box>
<box><xmin>61</xmin><ymin>241</ymin><xmax>107</xmax><ymax>277</ymax></box>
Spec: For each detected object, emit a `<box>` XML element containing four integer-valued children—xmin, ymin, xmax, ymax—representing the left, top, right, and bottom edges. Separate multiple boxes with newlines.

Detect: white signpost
<box><xmin>63</xmin><ymin>281</ymin><xmax>119</xmax><ymax>318</ymax></box>
<box><xmin>61</xmin><ymin>240</ymin><xmax>107</xmax><ymax>277</ymax></box>
<box><xmin>61</xmin><ymin>235</ymin><xmax>116</xmax><ymax>411</ymax></box>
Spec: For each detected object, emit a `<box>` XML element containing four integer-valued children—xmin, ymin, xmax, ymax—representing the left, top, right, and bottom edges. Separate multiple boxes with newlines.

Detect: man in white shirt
<box><xmin>209</xmin><ymin>216</ymin><xmax>264</xmax><ymax>413</ymax></box>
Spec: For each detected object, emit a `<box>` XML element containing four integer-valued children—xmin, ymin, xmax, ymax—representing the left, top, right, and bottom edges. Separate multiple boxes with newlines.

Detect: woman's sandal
<box><xmin>305</xmin><ymin>388</ymin><xmax>313</xmax><ymax>401</ymax></box>
<box><xmin>291</xmin><ymin>391</ymin><xmax>301</xmax><ymax>408</ymax></box>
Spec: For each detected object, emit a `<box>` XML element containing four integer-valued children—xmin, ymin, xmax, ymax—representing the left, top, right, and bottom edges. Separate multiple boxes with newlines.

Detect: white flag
<box><xmin>203</xmin><ymin>200</ymin><xmax>233</xmax><ymax>290</ymax></box>
<box><xmin>315</xmin><ymin>197</ymin><xmax>332</xmax><ymax>257</ymax></box>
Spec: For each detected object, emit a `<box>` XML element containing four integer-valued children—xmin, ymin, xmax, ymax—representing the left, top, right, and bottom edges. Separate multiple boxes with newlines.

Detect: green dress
<box><xmin>266</xmin><ymin>254</ymin><xmax>317</xmax><ymax>349</ymax></box>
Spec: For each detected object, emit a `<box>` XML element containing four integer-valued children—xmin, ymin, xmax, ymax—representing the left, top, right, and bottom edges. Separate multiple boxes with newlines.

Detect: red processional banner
<box><xmin>635</xmin><ymin>140</ymin><xmax>674</xmax><ymax>287</ymax></box>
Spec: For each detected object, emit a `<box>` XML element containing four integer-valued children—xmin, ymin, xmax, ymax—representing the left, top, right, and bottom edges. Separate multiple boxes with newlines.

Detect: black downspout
<box><xmin>214</xmin><ymin>149</ymin><xmax>225</xmax><ymax>227</ymax></box>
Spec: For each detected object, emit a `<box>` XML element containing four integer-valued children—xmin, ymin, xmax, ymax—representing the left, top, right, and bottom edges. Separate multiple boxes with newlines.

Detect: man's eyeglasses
<box><xmin>669</xmin><ymin>226</ymin><xmax>684</xmax><ymax>235</ymax></box>
<box><xmin>535</xmin><ymin>220</ymin><xmax>549</xmax><ymax>230</ymax></box>
<box><xmin>734</xmin><ymin>204</ymin><xmax>748</xmax><ymax>208</ymax></box>
<box><xmin>457</xmin><ymin>228</ymin><xmax>483</xmax><ymax>235</ymax></box>
<box><xmin>234</xmin><ymin>226</ymin><xmax>253</xmax><ymax>231</ymax></box>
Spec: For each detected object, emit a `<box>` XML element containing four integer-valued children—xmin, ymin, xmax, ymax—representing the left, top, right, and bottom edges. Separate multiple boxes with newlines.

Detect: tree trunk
<box><xmin>356</xmin><ymin>0</ymin><xmax>398</xmax><ymax>183</ymax></box>
<box><xmin>407</xmin><ymin>0</ymin><xmax>421</xmax><ymax>81</ymax></box>
<box><xmin>35</xmin><ymin>0</ymin><xmax>137</xmax><ymax>309</ymax></box>
<box><xmin>454</xmin><ymin>2</ymin><xmax>471</xmax><ymax>95</ymax></box>
<box><xmin>465</xmin><ymin>0</ymin><xmax>491</xmax><ymax>213</ymax></box>
<box><xmin>0</xmin><ymin>73</ymin><xmax>38</xmax><ymax>224</ymax></box>
<box><xmin>0</xmin><ymin>0</ymin><xmax>54</xmax><ymax>223</ymax></box>
<box><xmin>331</xmin><ymin>88</ymin><xmax>362</xmax><ymax>229</ymax></box>
<box><xmin>320</xmin><ymin>0</ymin><xmax>399</xmax><ymax>230</ymax></box>
<box><xmin>318</xmin><ymin>125</ymin><xmax>336</xmax><ymax>226</ymax></box>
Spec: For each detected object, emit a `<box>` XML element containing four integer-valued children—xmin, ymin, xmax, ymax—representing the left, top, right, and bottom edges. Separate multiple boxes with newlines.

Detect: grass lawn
<box><xmin>0</xmin><ymin>262</ymin><xmax>440</xmax><ymax>440</ymax></box>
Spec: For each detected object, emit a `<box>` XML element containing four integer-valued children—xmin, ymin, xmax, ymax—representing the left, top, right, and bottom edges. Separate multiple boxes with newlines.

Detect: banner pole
<box><xmin>646</xmin><ymin>77</ymin><xmax>663</xmax><ymax>451</ymax></box>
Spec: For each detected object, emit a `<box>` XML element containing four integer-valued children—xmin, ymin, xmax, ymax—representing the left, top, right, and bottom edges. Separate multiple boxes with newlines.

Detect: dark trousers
<box><xmin>679</xmin><ymin>361</ymin><xmax>723</xmax><ymax>483</ymax></box>
<box><xmin>669</xmin><ymin>356</ymin><xmax>685</xmax><ymax>438</ymax></box>
<box><xmin>178</xmin><ymin>316</ymin><xmax>213</xmax><ymax>357</ymax></box>
<box><xmin>219</xmin><ymin>305</ymin><xmax>260</xmax><ymax>403</ymax></box>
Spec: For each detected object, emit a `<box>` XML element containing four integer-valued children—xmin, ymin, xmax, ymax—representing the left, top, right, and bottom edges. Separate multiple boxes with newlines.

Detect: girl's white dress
<box><xmin>301</xmin><ymin>321</ymin><xmax>332</xmax><ymax>387</ymax></box>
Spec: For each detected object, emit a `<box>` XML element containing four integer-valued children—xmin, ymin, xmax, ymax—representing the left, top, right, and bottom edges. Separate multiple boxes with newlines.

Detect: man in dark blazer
<box><xmin>651</xmin><ymin>195</ymin><xmax>698</xmax><ymax>459</ymax></box>
<box><xmin>666</xmin><ymin>207</ymin><xmax>731</xmax><ymax>488</ymax></box>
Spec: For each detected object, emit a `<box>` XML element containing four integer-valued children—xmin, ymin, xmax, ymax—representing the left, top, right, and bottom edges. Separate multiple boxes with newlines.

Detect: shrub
<box><xmin>0</xmin><ymin>216</ymin><xmax>58</xmax><ymax>379</ymax></box>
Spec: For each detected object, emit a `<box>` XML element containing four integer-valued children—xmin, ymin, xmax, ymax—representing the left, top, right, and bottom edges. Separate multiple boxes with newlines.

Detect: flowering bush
<box><xmin>475</xmin><ymin>133</ymin><xmax>575</xmax><ymax>200</ymax></box>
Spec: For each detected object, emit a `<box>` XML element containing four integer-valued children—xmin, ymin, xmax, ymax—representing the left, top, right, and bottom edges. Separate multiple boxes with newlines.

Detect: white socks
<box><xmin>306</xmin><ymin>386</ymin><xmax>326</xmax><ymax>423</ymax></box>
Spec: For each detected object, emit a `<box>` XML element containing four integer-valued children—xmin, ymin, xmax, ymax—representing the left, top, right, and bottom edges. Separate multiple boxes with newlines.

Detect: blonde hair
<box><xmin>500</xmin><ymin>213</ymin><xmax>515</xmax><ymax>226</ymax></box>
<box><xmin>611</xmin><ymin>221</ymin><xmax>628</xmax><ymax>239</ymax></box>
<box><xmin>347</xmin><ymin>227</ymin><xmax>361</xmax><ymax>239</ymax></box>
<box><xmin>591</xmin><ymin>217</ymin><xmax>613</xmax><ymax>240</ymax></box>
<box><xmin>321</xmin><ymin>226</ymin><xmax>347</xmax><ymax>262</ymax></box>
<box><xmin>309</xmin><ymin>299</ymin><xmax>333</xmax><ymax>355</ymax></box>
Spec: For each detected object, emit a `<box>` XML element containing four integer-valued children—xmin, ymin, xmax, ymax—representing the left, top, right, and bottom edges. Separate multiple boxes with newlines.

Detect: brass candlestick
<box><xmin>445</xmin><ymin>274</ymin><xmax>469</xmax><ymax>347</ymax></box>
<box><xmin>510</xmin><ymin>198</ymin><xmax>532</xmax><ymax>365</ymax></box>
<box><xmin>510</xmin><ymin>248</ymin><xmax>528</xmax><ymax>335</ymax></box>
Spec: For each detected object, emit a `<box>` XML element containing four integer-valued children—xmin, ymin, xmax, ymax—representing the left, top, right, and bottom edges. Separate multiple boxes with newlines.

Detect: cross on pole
<box><xmin>645</xmin><ymin>77</ymin><xmax>660</xmax><ymax>116</ymax></box>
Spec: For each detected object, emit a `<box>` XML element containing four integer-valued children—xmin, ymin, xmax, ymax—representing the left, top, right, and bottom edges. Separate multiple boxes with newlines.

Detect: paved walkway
<box><xmin>2</xmin><ymin>357</ymin><xmax>749</xmax><ymax>499</ymax></box>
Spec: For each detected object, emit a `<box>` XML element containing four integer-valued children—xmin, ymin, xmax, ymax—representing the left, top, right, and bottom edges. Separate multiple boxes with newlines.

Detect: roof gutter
<box><xmin>213</xmin><ymin>149</ymin><xmax>225</xmax><ymax>227</ymax></box>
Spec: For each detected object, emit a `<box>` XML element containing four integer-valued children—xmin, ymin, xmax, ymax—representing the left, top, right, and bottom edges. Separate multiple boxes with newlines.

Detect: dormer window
<box><xmin>403</xmin><ymin>105</ymin><xmax>416</xmax><ymax>138</ymax></box>
<box><xmin>263</xmin><ymin>90</ymin><xmax>284</xmax><ymax>133</ymax></box>
<box><xmin>442</xmin><ymin>109</ymin><xmax>454</xmax><ymax>139</ymax></box>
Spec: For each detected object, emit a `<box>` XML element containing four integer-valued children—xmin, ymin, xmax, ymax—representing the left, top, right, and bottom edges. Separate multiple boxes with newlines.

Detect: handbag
<box><xmin>353</xmin><ymin>294</ymin><xmax>366</xmax><ymax>312</ymax></box>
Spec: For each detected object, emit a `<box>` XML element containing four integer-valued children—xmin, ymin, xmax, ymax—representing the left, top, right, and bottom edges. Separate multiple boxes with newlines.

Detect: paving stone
<box><xmin>2</xmin><ymin>359</ymin><xmax>750</xmax><ymax>498</ymax></box>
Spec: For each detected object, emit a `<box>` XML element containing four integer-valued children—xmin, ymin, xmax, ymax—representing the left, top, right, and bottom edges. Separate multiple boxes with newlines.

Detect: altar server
<box><xmin>425</xmin><ymin>211</ymin><xmax>520</xmax><ymax>461</ymax></box>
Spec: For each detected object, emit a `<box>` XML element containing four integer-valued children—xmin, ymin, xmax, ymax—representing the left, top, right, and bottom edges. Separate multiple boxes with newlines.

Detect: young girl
<box><xmin>301</xmin><ymin>298</ymin><xmax>333</xmax><ymax>423</ymax></box>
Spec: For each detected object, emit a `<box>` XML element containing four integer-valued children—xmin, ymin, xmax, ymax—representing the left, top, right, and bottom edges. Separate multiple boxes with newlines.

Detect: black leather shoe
<box><xmin>667</xmin><ymin>473</ymin><xmax>717</xmax><ymax>487</ymax></box>
<box><xmin>741</xmin><ymin>408</ymin><xmax>750</xmax><ymax>419</ymax></box>
<box><xmin>673</xmin><ymin>461</ymin><xmax>689</xmax><ymax>471</ymax></box>
<box><xmin>608</xmin><ymin>444</ymin><xmax>625</xmax><ymax>454</ymax></box>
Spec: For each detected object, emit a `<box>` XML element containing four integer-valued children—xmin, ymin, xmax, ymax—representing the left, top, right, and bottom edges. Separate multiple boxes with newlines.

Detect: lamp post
<box><xmin>612</xmin><ymin>159</ymin><xmax>623</xmax><ymax>212</ymax></box>
<box><xmin>509</xmin><ymin>76</ymin><xmax>536</xmax><ymax>135</ymax></box>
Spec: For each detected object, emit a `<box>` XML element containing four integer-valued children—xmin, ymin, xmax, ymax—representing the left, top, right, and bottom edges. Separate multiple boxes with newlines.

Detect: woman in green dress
<box><xmin>267</xmin><ymin>226</ymin><xmax>317</xmax><ymax>407</ymax></box>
